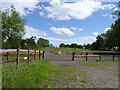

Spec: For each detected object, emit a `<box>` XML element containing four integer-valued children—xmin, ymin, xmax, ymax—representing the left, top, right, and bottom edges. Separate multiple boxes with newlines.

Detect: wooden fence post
<box><xmin>16</xmin><ymin>48</ymin><xmax>20</xmax><ymax>69</ymax></box>
<box><xmin>99</xmin><ymin>54</ymin><xmax>101</xmax><ymax>60</ymax></box>
<box><xmin>118</xmin><ymin>55</ymin><xmax>120</xmax><ymax>60</ymax></box>
<box><xmin>112</xmin><ymin>55</ymin><xmax>114</xmax><ymax>61</ymax></box>
<box><xmin>72</xmin><ymin>52</ymin><xmax>75</xmax><ymax>61</ymax></box>
<box><xmin>39</xmin><ymin>50</ymin><xmax>41</xmax><ymax>60</ymax></box>
<box><xmin>28</xmin><ymin>50</ymin><xmax>30</xmax><ymax>64</ymax></box>
<box><xmin>86</xmin><ymin>52</ymin><xmax>88</xmax><ymax>61</ymax></box>
<box><xmin>42</xmin><ymin>51</ymin><xmax>44</xmax><ymax>60</ymax></box>
<box><xmin>6</xmin><ymin>52</ymin><xmax>9</xmax><ymax>61</ymax></box>
<box><xmin>34</xmin><ymin>50</ymin><xmax>36</xmax><ymax>60</ymax></box>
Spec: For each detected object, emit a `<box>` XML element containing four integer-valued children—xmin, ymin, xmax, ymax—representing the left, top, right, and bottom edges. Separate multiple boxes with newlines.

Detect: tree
<box><xmin>49</xmin><ymin>44</ymin><xmax>54</xmax><ymax>47</ymax></box>
<box><xmin>2</xmin><ymin>5</ymin><xmax>26</xmax><ymax>49</ymax></box>
<box><xmin>70</xmin><ymin>43</ymin><xmax>78</xmax><ymax>48</ymax></box>
<box><xmin>85</xmin><ymin>44</ymin><xmax>92</xmax><ymax>49</ymax></box>
<box><xmin>59</xmin><ymin>43</ymin><xmax>65</xmax><ymax>47</ymax></box>
<box><xmin>105</xmin><ymin>19</ymin><xmax>120</xmax><ymax>51</ymax></box>
<box><xmin>21</xmin><ymin>36</ymin><xmax>36</xmax><ymax>49</ymax></box>
<box><xmin>92</xmin><ymin>34</ymin><xmax>105</xmax><ymax>50</ymax></box>
<box><xmin>37</xmin><ymin>38</ymin><xmax>49</xmax><ymax>48</ymax></box>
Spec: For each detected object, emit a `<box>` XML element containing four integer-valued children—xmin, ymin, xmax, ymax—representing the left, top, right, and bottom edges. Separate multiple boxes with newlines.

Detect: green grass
<box><xmin>79</xmin><ymin>61</ymin><xmax>118</xmax><ymax>67</ymax></box>
<box><xmin>37</xmin><ymin>47</ymin><xmax>90</xmax><ymax>51</ymax></box>
<box><xmin>1</xmin><ymin>56</ymin><xmax>26</xmax><ymax>61</ymax></box>
<box><xmin>2</xmin><ymin>60</ymin><xmax>80</xmax><ymax>88</ymax></box>
<box><xmin>1</xmin><ymin>56</ymin><xmax>17</xmax><ymax>59</ymax></box>
<box><xmin>2</xmin><ymin>60</ymin><xmax>58</xmax><ymax>88</ymax></box>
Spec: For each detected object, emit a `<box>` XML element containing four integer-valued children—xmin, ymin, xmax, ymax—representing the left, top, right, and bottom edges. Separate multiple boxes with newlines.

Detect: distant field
<box><xmin>37</xmin><ymin>47</ymin><xmax>90</xmax><ymax>51</ymax></box>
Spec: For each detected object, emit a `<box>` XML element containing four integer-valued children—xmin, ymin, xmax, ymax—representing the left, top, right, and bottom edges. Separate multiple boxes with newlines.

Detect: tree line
<box><xmin>59</xmin><ymin>43</ymin><xmax>92</xmax><ymax>49</ymax></box>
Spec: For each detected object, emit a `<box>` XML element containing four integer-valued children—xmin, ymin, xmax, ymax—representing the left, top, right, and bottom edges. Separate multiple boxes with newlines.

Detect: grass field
<box><xmin>37</xmin><ymin>47</ymin><xmax>90</xmax><ymax>51</ymax></box>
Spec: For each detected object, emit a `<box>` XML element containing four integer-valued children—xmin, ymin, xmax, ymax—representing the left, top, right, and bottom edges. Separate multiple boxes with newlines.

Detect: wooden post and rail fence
<box><xmin>72</xmin><ymin>51</ymin><xmax>120</xmax><ymax>61</ymax></box>
<box><xmin>0</xmin><ymin>49</ymin><xmax>120</xmax><ymax>69</ymax></box>
<box><xmin>0</xmin><ymin>49</ymin><xmax>44</xmax><ymax>69</ymax></box>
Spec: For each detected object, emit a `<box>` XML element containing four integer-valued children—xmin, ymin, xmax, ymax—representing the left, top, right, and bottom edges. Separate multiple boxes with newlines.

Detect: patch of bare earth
<box><xmin>50</xmin><ymin>60</ymin><xmax>118</xmax><ymax>88</ymax></box>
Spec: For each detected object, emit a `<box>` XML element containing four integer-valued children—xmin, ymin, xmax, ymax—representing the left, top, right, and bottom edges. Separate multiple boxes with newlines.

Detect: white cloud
<box><xmin>78</xmin><ymin>29</ymin><xmax>83</xmax><ymax>31</ymax></box>
<box><xmin>39</xmin><ymin>11</ymin><xmax>45</xmax><ymax>16</ymax></box>
<box><xmin>102</xmin><ymin>14</ymin><xmax>108</xmax><ymax>17</ymax></box>
<box><xmin>40</xmin><ymin>0</ymin><xmax>116</xmax><ymax>20</ymax></box>
<box><xmin>24</xmin><ymin>26</ymin><xmax>47</xmax><ymax>38</ymax></box>
<box><xmin>92</xmin><ymin>32</ymin><xmax>99</xmax><ymax>36</ymax></box>
<box><xmin>104</xmin><ymin>27</ymin><xmax>111</xmax><ymax>32</ymax></box>
<box><xmin>35</xmin><ymin>34</ymin><xmax>96</xmax><ymax>47</ymax></box>
<box><xmin>72</xmin><ymin>36</ymin><xmax>96</xmax><ymax>44</ymax></box>
<box><xmin>102</xmin><ymin>4</ymin><xmax>115</xmax><ymax>10</ymax></box>
<box><xmin>71</xmin><ymin>27</ymin><xmax>83</xmax><ymax>31</ymax></box>
<box><xmin>51</xmin><ymin>27</ymin><xmax>75</xmax><ymax>36</ymax></box>
<box><xmin>44</xmin><ymin>37</ymin><xmax>67</xmax><ymax>41</ymax></box>
<box><xmin>102</xmin><ymin>14</ymin><xmax>113</xmax><ymax>19</ymax></box>
<box><xmin>0</xmin><ymin>0</ymin><xmax>40</xmax><ymax>15</ymax></box>
<box><xmin>114</xmin><ymin>7</ymin><xmax>118</xmax><ymax>11</ymax></box>
<box><xmin>52</xmin><ymin>36</ymin><xmax>96</xmax><ymax>47</ymax></box>
<box><xmin>71</xmin><ymin>27</ymin><xmax>77</xmax><ymax>30</ymax></box>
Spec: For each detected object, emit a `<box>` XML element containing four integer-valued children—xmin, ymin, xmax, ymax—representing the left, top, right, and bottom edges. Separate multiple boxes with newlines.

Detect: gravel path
<box><xmin>50</xmin><ymin>60</ymin><xmax>118</xmax><ymax>88</ymax></box>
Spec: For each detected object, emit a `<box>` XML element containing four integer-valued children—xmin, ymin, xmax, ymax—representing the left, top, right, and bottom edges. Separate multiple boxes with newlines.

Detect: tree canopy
<box><xmin>2</xmin><ymin>5</ymin><xmax>26</xmax><ymax>49</ymax></box>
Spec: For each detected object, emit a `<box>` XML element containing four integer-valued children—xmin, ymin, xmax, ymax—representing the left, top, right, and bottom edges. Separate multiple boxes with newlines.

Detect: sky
<box><xmin>1</xmin><ymin>0</ymin><xmax>119</xmax><ymax>47</ymax></box>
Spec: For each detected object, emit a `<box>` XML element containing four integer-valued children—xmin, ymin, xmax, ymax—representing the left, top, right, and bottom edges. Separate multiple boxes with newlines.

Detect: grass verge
<box><xmin>2</xmin><ymin>60</ymin><xmax>60</xmax><ymax>88</ymax></box>
<box><xmin>2</xmin><ymin>60</ymin><xmax>91</xmax><ymax>88</ymax></box>
<box><xmin>79</xmin><ymin>61</ymin><xmax>118</xmax><ymax>67</ymax></box>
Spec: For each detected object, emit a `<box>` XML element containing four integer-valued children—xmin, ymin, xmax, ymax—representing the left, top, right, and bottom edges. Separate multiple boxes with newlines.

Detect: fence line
<box><xmin>0</xmin><ymin>49</ymin><xmax>44</xmax><ymax>69</ymax></box>
<box><xmin>1</xmin><ymin>49</ymin><xmax>120</xmax><ymax>69</ymax></box>
<box><xmin>72</xmin><ymin>51</ymin><xmax>120</xmax><ymax>61</ymax></box>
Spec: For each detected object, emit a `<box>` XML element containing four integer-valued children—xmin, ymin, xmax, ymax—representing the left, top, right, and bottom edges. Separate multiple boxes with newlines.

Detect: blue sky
<box><xmin>1</xmin><ymin>0</ymin><xmax>119</xmax><ymax>46</ymax></box>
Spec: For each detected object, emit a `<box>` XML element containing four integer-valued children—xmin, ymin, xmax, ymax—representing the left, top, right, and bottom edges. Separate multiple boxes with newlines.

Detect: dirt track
<box><xmin>50</xmin><ymin>60</ymin><xmax>118</xmax><ymax>88</ymax></box>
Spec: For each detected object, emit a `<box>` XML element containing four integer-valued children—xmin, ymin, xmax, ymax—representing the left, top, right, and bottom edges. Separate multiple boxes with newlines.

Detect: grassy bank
<box><xmin>2</xmin><ymin>60</ymin><xmax>75</xmax><ymax>88</ymax></box>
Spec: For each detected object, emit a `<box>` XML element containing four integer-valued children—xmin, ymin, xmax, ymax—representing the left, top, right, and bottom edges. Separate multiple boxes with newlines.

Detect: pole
<box><xmin>72</xmin><ymin>52</ymin><xmax>75</xmax><ymax>61</ymax></box>
<box><xmin>28</xmin><ymin>50</ymin><xmax>30</xmax><ymax>64</ymax></box>
<box><xmin>86</xmin><ymin>52</ymin><xmax>88</xmax><ymax>61</ymax></box>
<box><xmin>42</xmin><ymin>51</ymin><xmax>44</xmax><ymax>60</ymax></box>
<box><xmin>99</xmin><ymin>54</ymin><xmax>101</xmax><ymax>60</ymax></box>
<box><xmin>16</xmin><ymin>48</ymin><xmax>20</xmax><ymax>69</ymax></box>
<box><xmin>7</xmin><ymin>52</ymin><xmax>9</xmax><ymax>61</ymax></box>
<box><xmin>34</xmin><ymin>50</ymin><xmax>36</xmax><ymax>60</ymax></box>
<box><xmin>39</xmin><ymin>50</ymin><xmax>41</xmax><ymax>60</ymax></box>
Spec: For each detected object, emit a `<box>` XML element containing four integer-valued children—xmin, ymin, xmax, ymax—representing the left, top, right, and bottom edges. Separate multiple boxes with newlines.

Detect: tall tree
<box><xmin>92</xmin><ymin>34</ymin><xmax>105</xmax><ymax>50</ymax></box>
<box><xmin>59</xmin><ymin>43</ymin><xmax>65</xmax><ymax>47</ymax></box>
<box><xmin>37</xmin><ymin>38</ymin><xmax>49</xmax><ymax>48</ymax></box>
<box><xmin>105</xmin><ymin>19</ymin><xmax>120</xmax><ymax>51</ymax></box>
<box><xmin>2</xmin><ymin>5</ymin><xmax>26</xmax><ymax>49</ymax></box>
<box><xmin>21</xmin><ymin>36</ymin><xmax>36</xmax><ymax>49</ymax></box>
